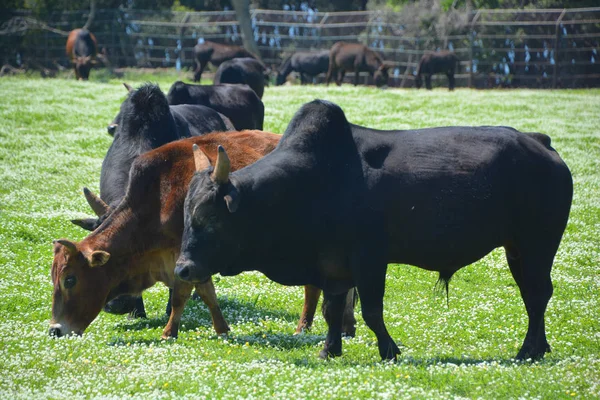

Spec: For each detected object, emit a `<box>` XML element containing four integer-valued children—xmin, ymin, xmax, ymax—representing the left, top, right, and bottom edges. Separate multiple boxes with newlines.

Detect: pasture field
<box><xmin>0</xmin><ymin>71</ymin><xmax>598</xmax><ymax>399</ymax></box>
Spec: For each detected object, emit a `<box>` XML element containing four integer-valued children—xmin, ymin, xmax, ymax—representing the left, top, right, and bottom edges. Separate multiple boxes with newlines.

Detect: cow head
<box><xmin>275</xmin><ymin>72</ymin><xmax>286</xmax><ymax>86</ymax></box>
<box><xmin>49</xmin><ymin>239</ymin><xmax>112</xmax><ymax>337</ymax></box>
<box><xmin>374</xmin><ymin>63</ymin><xmax>390</xmax><ymax>88</ymax></box>
<box><xmin>175</xmin><ymin>145</ymin><xmax>240</xmax><ymax>283</ymax></box>
<box><xmin>75</xmin><ymin>56</ymin><xmax>96</xmax><ymax>81</ymax></box>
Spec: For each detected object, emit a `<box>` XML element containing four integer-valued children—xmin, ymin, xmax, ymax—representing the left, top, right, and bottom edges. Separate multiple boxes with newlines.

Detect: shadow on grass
<box><xmin>288</xmin><ymin>353</ymin><xmax>563</xmax><ymax>369</ymax></box>
<box><xmin>112</xmin><ymin>295</ymin><xmax>305</xmax><ymax>336</ymax></box>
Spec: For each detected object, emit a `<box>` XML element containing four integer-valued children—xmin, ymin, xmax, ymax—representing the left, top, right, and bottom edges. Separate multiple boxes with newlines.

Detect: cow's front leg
<box><xmin>161</xmin><ymin>280</ymin><xmax>193</xmax><ymax>339</ymax></box>
<box><xmin>352</xmin><ymin>252</ymin><xmax>399</xmax><ymax>361</ymax></box>
<box><xmin>194</xmin><ymin>278</ymin><xmax>229</xmax><ymax>335</ymax></box>
<box><xmin>319</xmin><ymin>290</ymin><xmax>347</xmax><ymax>359</ymax></box>
<box><xmin>295</xmin><ymin>284</ymin><xmax>321</xmax><ymax>334</ymax></box>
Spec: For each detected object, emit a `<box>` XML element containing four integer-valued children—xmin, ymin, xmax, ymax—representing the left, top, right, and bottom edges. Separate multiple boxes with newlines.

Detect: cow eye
<box><xmin>64</xmin><ymin>275</ymin><xmax>77</xmax><ymax>289</ymax></box>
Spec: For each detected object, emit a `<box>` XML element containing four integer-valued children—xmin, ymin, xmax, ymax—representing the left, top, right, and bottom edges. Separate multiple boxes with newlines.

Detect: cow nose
<box><xmin>49</xmin><ymin>327</ymin><xmax>62</xmax><ymax>337</ymax></box>
<box><xmin>175</xmin><ymin>263</ymin><xmax>191</xmax><ymax>281</ymax></box>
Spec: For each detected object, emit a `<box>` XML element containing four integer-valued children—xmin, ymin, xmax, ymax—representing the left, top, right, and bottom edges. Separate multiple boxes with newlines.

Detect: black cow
<box><xmin>65</xmin><ymin>29</ymin><xmax>98</xmax><ymax>80</ymax></box>
<box><xmin>73</xmin><ymin>82</ymin><xmax>233</xmax><ymax>318</ymax></box>
<box><xmin>175</xmin><ymin>100</ymin><xmax>572</xmax><ymax>361</ymax></box>
<box><xmin>415</xmin><ymin>51</ymin><xmax>459</xmax><ymax>90</ymax></box>
<box><xmin>276</xmin><ymin>51</ymin><xmax>330</xmax><ymax>86</ymax></box>
<box><xmin>213</xmin><ymin>58</ymin><xmax>267</xmax><ymax>99</ymax></box>
<box><xmin>167</xmin><ymin>81</ymin><xmax>264</xmax><ymax>130</ymax></box>
<box><xmin>193</xmin><ymin>41</ymin><xmax>257</xmax><ymax>82</ymax></box>
<box><xmin>326</xmin><ymin>42</ymin><xmax>389</xmax><ymax>87</ymax></box>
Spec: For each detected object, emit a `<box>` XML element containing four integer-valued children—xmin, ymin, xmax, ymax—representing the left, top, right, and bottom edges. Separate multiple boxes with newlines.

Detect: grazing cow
<box><xmin>50</xmin><ymin>131</ymin><xmax>354</xmax><ymax>338</ymax></box>
<box><xmin>326</xmin><ymin>42</ymin><xmax>389</xmax><ymax>87</ymax></box>
<box><xmin>167</xmin><ymin>81</ymin><xmax>264</xmax><ymax>130</ymax></box>
<box><xmin>415</xmin><ymin>51</ymin><xmax>459</xmax><ymax>91</ymax></box>
<box><xmin>65</xmin><ymin>29</ymin><xmax>98</xmax><ymax>80</ymax></box>
<box><xmin>73</xmin><ymin>83</ymin><xmax>233</xmax><ymax>318</ymax></box>
<box><xmin>276</xmin><ymin>51</ymin><xmax>330</xmax><ymax>86</ymax></box>
<box><xmin>213</xmin><ymin>58</ymin><xmax>267</xmax><ymax>99</ymax></box>
<box><xmin>193</xmin><ymin>41</ymin><xmax>257</xmax><ymax>82</ymax></box>
<box><xmin>175</xmin><ymin>100</ymin><xmax>572</xmax><ymax>361</ymax></box>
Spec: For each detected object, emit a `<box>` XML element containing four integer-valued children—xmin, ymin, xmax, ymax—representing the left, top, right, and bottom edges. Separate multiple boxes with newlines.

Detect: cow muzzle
<box><xmin>48</xmin><ymin>322</ymin><xmax>81</xmax><ymax>337</ymax></box>
<box><xmin>175</xmin><ymin>260</ymin><xmax>211</xmax><ymax>283</ymax></box>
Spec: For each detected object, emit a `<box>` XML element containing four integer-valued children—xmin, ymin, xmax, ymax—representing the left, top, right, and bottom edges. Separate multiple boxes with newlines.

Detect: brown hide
<box><xmin>326</xmin><ymin>42</ymin><xmax>389</xmax><ymax>87</ymax></box>
<box><xmin>65</xmin><ymin>29</ymin><xmax>98</xmax><ymax>80</ymax></box>
<box><xmin>50</xmin><ymin>130</ymin><xmax>279</xmax><ymax>338</ymax></box>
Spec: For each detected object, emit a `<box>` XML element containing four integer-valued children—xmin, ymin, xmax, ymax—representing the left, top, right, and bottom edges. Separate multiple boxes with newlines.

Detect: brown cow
<box><xmin>193</xmin><ymin>41</ymin><xmax>257</xmax><ymax>82</ymax></box>
<box><xmin>325</xmin><ymin>42</ymin><xmax>389</xmax><ymax>87</ymax></box>
<box><xmin>65</xmin><ymin>29</ymin><xmax>98</xmax><ymax>80</ymax></box>
<box><xmin>50</xmin><ymin>131</ymin><xmax>355</xmax><ymax>338</ymax></box>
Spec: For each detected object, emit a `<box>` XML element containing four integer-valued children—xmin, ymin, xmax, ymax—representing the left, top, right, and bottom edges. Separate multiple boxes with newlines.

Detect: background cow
<box><xmin>51</xmin><ymin>131</ymin><xmax>354</xmax><ymax>338</ymax></box>
<box><xmin>415</xmin><ymin>51</ymin><xmax>459</xmax><ymax>90</ymax></box>
<box><xmin>175</xmin><ymin>100</ymin><xmax>572</xmax><ymax>361</ymax></box>
<box><xmin>65</xmin><ymin>29</ymin><xmax>97</xmax><ymax>80</ymax></box>
<box><xmin>275</xmin><ymin>51</ymin><xmax>330</xmax><ymax>85</ymax></box>
<box><xmin>73</xmin><ymin>83</ymin><xmax>233</xmax><ymax>318</ymax></box>
<box><xmin>326</xmin><ymin>42</ymin><xmax>389</xmax><ymax>87</ymax></box>
<box><xmin>167</xmin><ymin>81</ymin><xmax>264</xmax><ymax>130</ymax></box>
<box><xmin>193</xmin><ymin>41</ymin><xmax>257</xmax><ymax>82</ymax></box>
<box><xmin>213</xmin><ymin>58</ymin><xmax>268</xmax><ymax>99</ymax></box>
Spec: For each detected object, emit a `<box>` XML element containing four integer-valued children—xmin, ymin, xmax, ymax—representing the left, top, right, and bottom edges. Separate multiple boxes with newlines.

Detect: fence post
<box><xmin>553</xmin><ymin>9</ymin><xmax>566</xmax><ymax>89</ymax></box>
<box><xmin>469</xmin><ymin>10</ymin><xmax>481</xmax><ymax>89</ymax></box>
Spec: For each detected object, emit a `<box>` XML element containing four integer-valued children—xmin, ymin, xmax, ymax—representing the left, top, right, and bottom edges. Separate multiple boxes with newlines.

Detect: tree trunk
<box><xmin>230</xmin><ymin>0</ymin><xmax>261</xmax><ymax>60</ymax></box>
<box><xmin>82</xmin><ymin>0</ymin><xmax>96</xmax><ymax>30</ymax></box>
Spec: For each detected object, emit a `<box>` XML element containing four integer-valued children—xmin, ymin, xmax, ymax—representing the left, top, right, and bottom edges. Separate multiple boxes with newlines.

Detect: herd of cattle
<box><xmin>52</xmin><ymin>31</ymin><xmax>573</xmax><ymax>362</ymax></box>
<box><xmin>66</xmin><ymin>29</ymin><xmax>459</xmax><ymax>90</ymax></box>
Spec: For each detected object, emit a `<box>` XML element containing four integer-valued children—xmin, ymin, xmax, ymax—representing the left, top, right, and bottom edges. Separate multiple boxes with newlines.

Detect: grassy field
<box><xmin>0</xmin><ymin>70</ymin><xmax>598</xmax><ymax>399</ymax></box>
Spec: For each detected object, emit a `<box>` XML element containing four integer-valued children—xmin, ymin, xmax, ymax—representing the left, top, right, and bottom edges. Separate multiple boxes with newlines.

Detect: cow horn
<box><xmin>192</xmin><ymin>144</ymin><xmax>211</xmax><ymax>172</ymax></box>
<box><xmin>83</xmin><ymin>187</ymin><xmax>109</xmax><ymax>217</ymax></box>
<box><xmin>211</xmin><ymin>145</ymin><xmax>230</xmax><ymax>184</ymax></box>
<box><xmin>53</xmin><ymin>239</ymin><xmax>77</xmax><ymax>255</ymax></box>
<box><xmin>123</xmin><ymin>82</ymin><xmax>133</xmax><ymax>92</ymax></box>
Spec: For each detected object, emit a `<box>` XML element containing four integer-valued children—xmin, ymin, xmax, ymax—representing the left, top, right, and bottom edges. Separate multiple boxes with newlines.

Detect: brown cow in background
<box><xmin>193</xmin><ymin>41</ymin><xmax>257</xmax><ymax>82</ymax></box>
<box><xmin>65</xmin><ymin>29</ymin><xmax>98</xmax><ymax>80</ymax></box>
<box><xmin>326</xmin><ymin>42</ymin><xmax>389</xmax><ymax>87</ymax></box>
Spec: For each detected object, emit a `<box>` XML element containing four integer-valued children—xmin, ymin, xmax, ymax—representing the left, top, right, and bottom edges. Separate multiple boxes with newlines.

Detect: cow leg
<box><xmin>447</xmin><ymin>72</ymin><xmax>455</xmax><ymax>91</ymax></box>
<box><xmin>193</xmin><ymin>61</ymin><xmax>207</xmax><ymax>82</ymax></box>
<box><xmin>161</xmin><ymin>280</ymin><xmax>193</xmax><ymax>339</ymax></box>
<box><xmin>325</xmin><ymin>66</ymin><xmax>335</xmax><ymax>86</ymax></box>
<box><xmin>336</xmin><ymin>70</ymin><xmax>345</xmax><ymax>86</ymax></box>
<box><xmin>165</xmin><ymin>288</ymin><xmax>173</xmax><ymax>316</ymax></box>
<box><xmin>131</xmin><ymin>296</ymin><xmax>147</xmax><ymax>319</ymax></box>
<box><xmin>194</xmin><ymin>278</ymin><xmax>230</xmax><ymax>334</ymax></box>
<box><xmin>300</xmin><ymin>73</ymin><xmax>307</xmax><ymax>85</ymax></box>
<box><xmin>295</xmin><ymin>284</ymin><xmax>321</xmax><ymax>334</ymax></box>
<box><xmin>425</xmin><ymin>74</ymin><xmax>432</xmax><ymax>90</ymax></box>
<box><xmin>354</xmin><ymin>259</ymin><xmax>399</xmax><ymax>361</ymax></box>
<box><xmin>505</xmin><ymin>244</ymin><xmax>553</xmax><ymax>360</ymax></box>
<box><xmin>341</xmin><ymin>288</ymin><xmax>357</xmax><ymax>337</ymax></box>
<box><xmin>319</xmin><ymin>290</ymin><xmax>347</xmax><ymax>359</ymax></box>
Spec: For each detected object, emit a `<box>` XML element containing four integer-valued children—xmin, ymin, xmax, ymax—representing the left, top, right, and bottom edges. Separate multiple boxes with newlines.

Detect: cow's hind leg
<box><xmin>505</xmin><ymin>243</ymin><xmax>554</xmax><ymax>360</ymax></box>
<box><xmin>319</xmin><ymin>291</ymin><xmax>347</xmax><ymax>359</ymax></box>
<box><xmin>194</xmin><ymin>278</ymin><xmax>230</xmax><ymax>334</ymax></box>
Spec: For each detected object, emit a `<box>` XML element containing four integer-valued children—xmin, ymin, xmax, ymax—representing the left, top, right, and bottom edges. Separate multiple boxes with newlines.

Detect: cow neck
<box><xmin>83</xmin><ymin>203</ymin><xmax>139</xmax><ymax>257</ymax></box>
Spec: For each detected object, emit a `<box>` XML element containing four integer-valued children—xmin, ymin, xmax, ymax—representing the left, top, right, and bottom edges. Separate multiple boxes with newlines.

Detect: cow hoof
<box><xmin>319</xmin><ymin>349</ymin><xmax>342</xmax><ymax>360</ymax></box>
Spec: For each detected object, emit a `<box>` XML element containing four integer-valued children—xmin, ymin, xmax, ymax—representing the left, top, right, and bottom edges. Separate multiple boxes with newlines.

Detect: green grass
<box><xmin>0</xmin><ymin>70</ymin><xmax>599</xmax><ymax>399</ymax></box>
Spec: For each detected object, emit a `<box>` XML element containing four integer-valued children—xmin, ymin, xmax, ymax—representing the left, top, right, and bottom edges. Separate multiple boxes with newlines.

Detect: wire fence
<box><xmin>1</xmin><ymin>7</ymin><xmax>599</xmax><ymax>88</ymax></box>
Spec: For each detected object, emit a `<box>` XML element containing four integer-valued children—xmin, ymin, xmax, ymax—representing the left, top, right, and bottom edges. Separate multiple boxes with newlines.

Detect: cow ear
<box><xmin>192</xmin><ymin>144</ymin><xmax>211</xmax><ymax>172</ymax></box>
<box><xmin>123</xmin><ymin>82</ymin><xmax>133</xmax><ymax>92</ymax></box>
<box><xmin>211</xmin><ymin>145</ymin><xmax>231</xmax><ymax>185</ymax></box>
<box><xmin>87</xmin><ymin>250</ymin><xmax>110</xmax><ymax>268</ymax></box>
<box><xmin>224</xmin><ymin>187</ymin><xmax>240</xmax><ymax>213</ymax></box>
<box><xmin>71</xmin><ymin>218</ymin><xmax>98</xmax><ymax>231</ymax></box>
